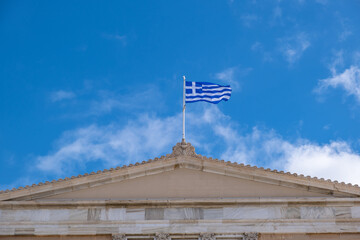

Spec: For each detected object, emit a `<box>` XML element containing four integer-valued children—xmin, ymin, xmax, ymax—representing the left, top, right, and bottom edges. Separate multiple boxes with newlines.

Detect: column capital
<box><xmin>200</xmin><ymin>233</ymin><xmax>216</xmax><ymax>240</ymax></box>
<box><xmin>155</xmin><ymin>233</ymin><xmax>171</xmax><ymax>240</ymax></box>
<box><xmin>112</xmin><ymin>234</ymin><xmax>126</xmax><ymax>240</ymax></box>
<box><xmin>243</xmin><ymin>232</ymin><xmax>258</xmax><ymax>240</ymax></box>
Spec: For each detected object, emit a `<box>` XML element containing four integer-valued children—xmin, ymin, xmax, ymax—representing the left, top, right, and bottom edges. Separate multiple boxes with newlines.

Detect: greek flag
<box><xmin>185</xmin><ymin>81</ymin><xmax>232</xmax><ymax>104</ymax></box>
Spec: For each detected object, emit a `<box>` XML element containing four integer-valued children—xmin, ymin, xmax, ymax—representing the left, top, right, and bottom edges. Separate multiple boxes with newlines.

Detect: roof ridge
<box><xmin>0</xmin><ymin>153</ymin><xmax>171</xmax><ymax>194</ymax></box>
<box><xmin>0</xmin><ymin>141</ymin><xmax>359</xmax><ymax>195</ymax></box>
<box><xmin>201</xmin><ymin>155</ymin><xmax>359</xmax><ymax>188</ymax></box>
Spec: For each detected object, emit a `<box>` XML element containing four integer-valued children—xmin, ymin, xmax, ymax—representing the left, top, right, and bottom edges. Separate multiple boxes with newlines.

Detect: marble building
<box><xmin>1</xmin><ymin>141</ymin><xmax>360</xmax><ymax>239</ymax></box>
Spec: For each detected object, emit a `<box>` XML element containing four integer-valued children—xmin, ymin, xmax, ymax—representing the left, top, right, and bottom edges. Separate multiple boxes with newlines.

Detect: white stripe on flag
<box><xmin>186</xmin><ymin>95</ymin><xmax>230</xmax><ymax>102</ymax></box>
<box><xmin>186</xmin><ymin>91</ymin><xmax>232</xmax><ymax>97</ymax></box>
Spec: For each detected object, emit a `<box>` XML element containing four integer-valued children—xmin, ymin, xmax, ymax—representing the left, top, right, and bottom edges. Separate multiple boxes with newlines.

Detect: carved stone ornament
<box><xmin>155</xmin><ymin>233</ymin><xmax>170</xmax><ymax>240</ymax></box>
<box><xmin>112</xmin><ymin>234</ymin><xmax>126</xmax><ymax>240</ymax></box>
<box><xmin>243</xmin><ymin>232</ymin><xmax>258</xmax><ymax>240</ymax></box>
<box><xmin>170</xmin><ymin>139</ymin><xmax>197</xmax><ymax>157</ymax></box>
<box><xmin>200</xmin><ymin>233</ymin><xmax>216</xmax><ymax>240</ymax></box>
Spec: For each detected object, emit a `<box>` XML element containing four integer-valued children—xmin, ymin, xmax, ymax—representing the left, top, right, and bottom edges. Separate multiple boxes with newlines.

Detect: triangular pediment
<box><xmin>43</xmin><ymin>168</ymin><xmax>330</xmax><ymax>200</ymax></box>
<box><xmin>1</xmin><ymin>141</ymin><xmax>359</xmax><ymax>201</ymax></box>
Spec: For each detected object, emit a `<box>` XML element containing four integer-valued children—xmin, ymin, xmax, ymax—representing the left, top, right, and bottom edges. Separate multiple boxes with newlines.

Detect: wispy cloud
<box><xmin>36</xmin><ymin>113</ymin><xmax>182</xmax><ymax>175</ymax></box>
<box><xmin>13</xmin><ymin>104</ymin><xmax>360</xmax><ymax>186</ymax></box>
<box><xmin>50</xmin><ymin>84</ymin><xmax>165</xmax><ymax>118</ymax></box>
<box><xmin>88</xmin><ymin>86</ymin><xmax>165</xmax><ymax>115</ymax></box>
<box><xmin>315</xmin><ymin>65</ymin><xmax>360</xmax><ymax>102</ymax></box>
<box><xmin>102</xmin><ymin>33</ymin><xmax>127</xmax><ymax>46</ymax></box>
<box><xmin>354</xmin><ymin>52</ymin><xmax>360</xmax><ymax>65</ymax></box>
<box><xmin>214</xmin><ymin>66</ymin><xmax>251</xmax><ymax>90</ymax></box>
<box><xmin>315</xmin><ymin>0</ymin><xmax>328</xmax><ymax>5</ymax></box>
<box><xmin>273</xmin><ymin>6</ymin><xmax>282</xmax><ymax>19</ymax></box>
<box><xmin>269</xmin><ymin>6</ymin><xmax>283</xmax><ymax>26</ymax></box>
<box><xmin>194</xmin><ymin>107</ymin><xmax>360</xmax><ymax>184</ymax></box>
<box><xmin>50</xmin><ymin>90</ymin><xmax>75</xmax><ymax>102</ymax></box>
<box><xmin>278</xmin><ymin>32</ymin><xmax>310</xmax><ymax>64</ymax></box>
<box><xmin>328</xmin><ymin>50</ymin><xmax>344</xmax><ymax>75</ymax></box>
<box><xmin>241</xmin><ymin>14</ymin><xmax>259</xmax><ymax>27</ymax></box>
<box><xmin>76</xmin><ymin>44</ymin><xmax>88</xmax><ymax>52</ymax></box>
<box><xmin>0</xmin><ymin>177</ymin><xmax>35</xmax><ymax>192</ymax></box>
<box><xmin>251</xmin><ymin>42</ymin><xmax>262</xmax><ymax>51</ymax></box>
<box><xmin>339</xmin><ymin>30</ymin><xmax>352</xmax><ymax>42</ymax></box>
<box><xmin>333</xmin><ymin>13</ymin><xmax>353</xmax><ymax>42</ymax></box>
<box><xmin>251</xmin><ymin>41</ymin><xmax>273</xmax><ymax>62</ymax></box>
<box><xmin>297</xmin><ymin>0</ymin><xmax>305</xmax><ymax>4</ymax></box>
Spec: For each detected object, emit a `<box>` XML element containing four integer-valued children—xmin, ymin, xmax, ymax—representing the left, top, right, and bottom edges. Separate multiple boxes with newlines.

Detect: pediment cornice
<box><xmin>1</xmin><ymin>141</ymin><xmax>360</xmax><ymax>201</ymax></box>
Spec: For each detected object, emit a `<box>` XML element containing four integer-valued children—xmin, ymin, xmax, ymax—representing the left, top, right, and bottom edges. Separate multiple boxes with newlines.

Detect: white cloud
<box><xmin>354</xmin><ymin>52</ymin><xmax>360</xmax><ymax>65</ymax></box>
<box><xmin>0</xmin><ymin>177</ymin><xmax>35</xmax><ymax>192</ymax></box>
<box><xmin>89</xmin><ymin>86</ymin><xmax>165</xmax><ymax>115</ymax></box>
<box><xmin>270</xmin><ymin>6</ymin><xmax>283</xmax><ymax>26</ymax></box>
<box><xmin>188</xmin><ymin>106</ymin><xmax>360</xmax><ymax>185</ymax></box>
<box><xmin>316</xmin><ymin>0</ymin><xmax>328</xmax><ymax>5</ymax></box>
<box><xmin>273</xmin><ymin>6</ymin><xmax>282</xmax><ymax>19</ymax></box>
<box><xmin>283</xmin><ymin>141</ymin><xmax>360</xmax><ymax>184</ymax></box>
<box><xmin>315</xmin><ymin>65</ymin><xmax>360</xmax><ymax>102</ymax></box>
<box><xmin>297</xmin><ymin>0</ymin><xmax>305</xmax><ymax>4</ymax></box>
<box><xmin>328</xmin><ymin>50</ymin><xmax>344</xmax><ymax>75</ymax></box>
<box><xmin>54</xmin><ymin>85</ymin><xmax>165</xmax><ymax>118</ymax></box>
<box><xmin>215</xmin><ymin>66</ymin><xmax>251</xmax><ymax>90</ymax></box>
<box><xmin>251</xmin><ymin>42</ymin><xmax>273</xmax><ymax>62</ymax></box>
<box><xmin>336</xmin><ymin>14</ymin><xmax>353</xmax><ymax>42</ymax></box>
<box><xmin>241</xmin><ymin>14</ymin><xmax>259</xmax><ymax>27</ymax></box>
<box><xmin>323</xmin><ymin>124</ymin><xmax>331</xmax><ymax>130</ymax></box>
<box><xmin>36</xmin><ymin>113</ymin><xmax>182</xmax><ymax>175</ymax></box>
<box><xmin>279</xmin><ymin>33</ymin><xmax>310</xmax><ymax>64</ymax></box>
<box><xmin>215</xmin><ymin>123</ymin><xmax>360</xmax><ymax>184</ymax></box>
<box><xmin>34</xmin><ymin>103</ymin><xmax>360</xmax><ymax>185</ymax></box>
<box><xmin>50</xmin><ymin>90</ymin><xmax>75</xmax><ymax>102</ymax></box>
<box><xmin>251</xmin><ymin>42</ymin><xmax>262</xmax><ymax>51</ymax></box>
<box><xmin>102</xmin><ymin>33</ymin><xmax>127</xmax><ymax>46</ymax></box>
<box><xmin>215</xmin><ymin>67</ymin><xmax>238</xmax><ymax>88</ymax></box>
<box><xmin>339</xmin><ymin>30</ymin><xmax>352</xmax><ymax>42</ymax></box>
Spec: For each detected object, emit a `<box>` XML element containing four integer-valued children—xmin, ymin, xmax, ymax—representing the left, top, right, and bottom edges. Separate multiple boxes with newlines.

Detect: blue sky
<box><xmin>1</xmin><ymin>0</ymin><xmax>360</xmax><ymax>190</ymax></box>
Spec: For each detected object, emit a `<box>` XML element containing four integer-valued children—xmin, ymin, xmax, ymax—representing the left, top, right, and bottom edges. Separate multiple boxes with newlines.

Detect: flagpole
<box><xmin>182</xmin><ymin>75</ymin><xmax>186</xmax><ymax>142</ymax></box>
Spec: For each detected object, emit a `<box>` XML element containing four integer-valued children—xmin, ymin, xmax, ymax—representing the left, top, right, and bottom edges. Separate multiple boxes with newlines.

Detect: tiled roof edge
<box><xmin>1</xmin><ymin>141</ymin><xmax>359</xmax><ymax>195</ymax></box>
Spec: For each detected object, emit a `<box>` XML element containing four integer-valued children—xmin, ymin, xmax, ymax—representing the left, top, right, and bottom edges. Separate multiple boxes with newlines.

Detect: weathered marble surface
<box><xmin>1</xmin><ymin>195</ymin><xmax>360</xmax><ymax>237</ymax></box>
<box><xmin>203</xmin><ymin>208</ymin><xmax>223</xmax><ymax>220</ymax></box>
<box><xmin>300</xmin><ymin>207</ymin><xmax>334</xmax><ymax>219</ymax></box>
<box><xmin>101</xmin><ymin>208</ymin><xmax>126</xmax><ymax>221</ymax></box>
<box><xmin>1</xmin><ymin>203</ymin><xmax>360</xmax><ymax>236</ymax></box>
<box><xmin>164</xmin><ymin>208</ymin><xmax>203</xmax><ymax>220</ymax></box>
<box><xmin>351</xmin><ymin>206</ymin><xmax>360</xmax><ymax>218</ymax></box>
<box><xmin>125</xmin><ymin>208</ymin><xmax>145</xmax><ymax>220</ymax></box>
<box><xmin>1</xmin><ymin>219</ymin><xmax>360</xmax><ymax>235</ymax></box>
<box><xmin>2</xmin><ymin>205</ymin><xmax>360</xmax><ymax>223</ymax></box>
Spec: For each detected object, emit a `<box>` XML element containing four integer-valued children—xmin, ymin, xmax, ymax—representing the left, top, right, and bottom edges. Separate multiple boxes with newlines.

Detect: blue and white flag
<box><xmin>185</xmin><ymin>81</ymin><xmax>232</xmax><ymax>104</ymax></box>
